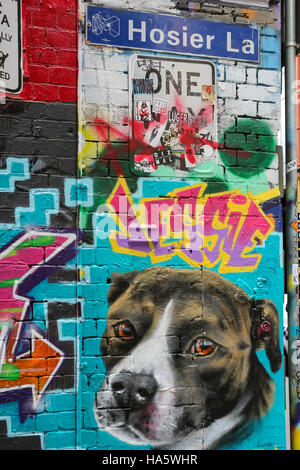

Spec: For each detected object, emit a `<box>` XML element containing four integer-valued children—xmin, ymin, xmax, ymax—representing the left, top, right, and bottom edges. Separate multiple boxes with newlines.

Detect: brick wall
<box><xmin>78</xmin><ymin>0</ymin><xmax>286</xmax><ymax>452</ymax></box>
<box><xmin>18</xmin><ymin>0</ymin><xmax>78</xmax><ymax>103</ymax></box>
<box><xmin>0</xmin><ymin>0</ymin><xmax>286</xmax><ymax>452</ymax></box>
<box><xmin>0</xmin><ymin>0</ymin><xmax>79</xmax><ymax>450</ymax></box>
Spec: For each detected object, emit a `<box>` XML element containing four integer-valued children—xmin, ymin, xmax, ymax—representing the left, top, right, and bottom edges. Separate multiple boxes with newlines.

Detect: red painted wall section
<box><xmin>7</xmin><ymin>0</ymin><xmax>78</xmax><ymax>103</ymax></box>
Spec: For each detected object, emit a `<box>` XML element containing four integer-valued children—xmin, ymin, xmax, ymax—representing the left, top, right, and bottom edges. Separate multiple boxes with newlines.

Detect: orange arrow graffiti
<box><xmin>0</xmin><ymin>329</ymin><xmax>64</xmax><ymax>409</ymax></box>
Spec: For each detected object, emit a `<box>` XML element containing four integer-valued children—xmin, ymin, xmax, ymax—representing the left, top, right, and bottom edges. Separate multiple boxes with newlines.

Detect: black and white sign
<box><xmin>0</xmin><ymin>0</ymin><xmax>22</xmax><ymax>94</ymax></box>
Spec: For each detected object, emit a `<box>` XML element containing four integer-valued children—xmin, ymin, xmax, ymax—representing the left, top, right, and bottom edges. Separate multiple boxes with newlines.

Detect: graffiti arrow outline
<box><xmin>0</xmin><ymin>228</ymin><xmax>80</xmax><ymax>420</ymax></box>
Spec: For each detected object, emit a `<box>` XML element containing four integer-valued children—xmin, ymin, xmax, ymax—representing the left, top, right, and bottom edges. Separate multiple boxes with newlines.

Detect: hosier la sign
<box><xmin>86</xmin><ymin>6</ymin><xmax>260</xmax><ymax>62</ymax></box>
<box><xmin>97</xmin><ymin>180</ymin><xmax>280</xmax><ymax>273</ymax></box>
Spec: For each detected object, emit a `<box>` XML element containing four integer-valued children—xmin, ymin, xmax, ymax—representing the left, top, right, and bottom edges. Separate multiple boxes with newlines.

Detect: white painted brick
<box><xmin>237</xmin><ymin>84</ymin><xmax>278</xmax><ymax>102</ymax></box>
<box><xmin>265</xmin><ymin>169</ymin><xmax>279</xmax><ymax>186</ymax></box>
<box><xmin>85</xmin><ymin>87</ymin><xmax>109</xmax><ymax>107</ymax></box>
<box><xmin>82</xmin><ymin>103</ymin><xmax>99</xmax><ymax>121</ymax></box>
<box><xmin>268</xmin><ymin>154</ymin><xmax>279</xmax><ymax>170</ymax></box>
<box><xmin>258</xmin><ymin>118</ymin><xmax>280</xmax><ymax>136</ymax></box>
<box><xmin>224</xmin><ymin>99</ymin><xmax>257</xmax><ymax>116</ymax></box>
<box><xmin>225</xmin><ymin>65</ymin><xmax>246</xmax><ymax>83</ymax></box>
<box><xmin>217</xmin><ymin>82</ymin><xmax>236</xmax><ymax>98</ymax></box>
<box><xmin>217</xmin><ymin>98</ymin><xmax>225</xmax><ymax>115</ymax></box>
<box><xmin>257</xmin><ymin>69</ymin><xmax>280</xmax><ymax>87</ymax></box>
<box><xmin>219</xmin><ymin>115</ymin><xmax>234</xmax><ymax>133</ymax></box>
<box><xmin>98</xmin><ymin>70</ymin><xmax>128</xmax><ymax>90</ymax></box>
<box><xmin>246</xmin><ymin>68</ymin><xmax>257</xmax><ymax>84</ymax></box>
<box><xmin>103</xmin><ymin>52</ymin><xmax>129</xmax><ymax>72</ymax></box>
<box><xmin>217</xmin><ymin>65</ymin><xmax>225</xmax><ymax>81</ymax></box>
<box><xmin>82</xmin><ymin>68</ymin><xmax>98</xmax><ymax>86</ymax></box>
<box><xmin>257</xmin><ymin>102</ymin><xmax>280</xmax><ymax>119</ymax></box>
<box><xmin>97</xmin><ymin>106</ymin><xmax>110</xmax><ymax>122</ymax></box>
<box><xmin>109</xmin><ymin>90</ymin><xmax>129</xmax><ymax>107</ymax></box>
<box><xmin>84</xmin><ymin>51</ymin><xmax>104</xmax><ymax>70</ymax></box>
<box><xmin>109</xmin><ymin>106</ymin><xmax>129</xmax><ymax>124</ymax></box>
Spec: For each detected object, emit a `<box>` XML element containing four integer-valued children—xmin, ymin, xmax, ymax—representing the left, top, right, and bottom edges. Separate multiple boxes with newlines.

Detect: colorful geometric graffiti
<box><xmin>0</xmin><ymin>0</ymin><xmax>286</xmax><ymax>452</ymax></box>
<box><xmin>73</xmin><ymin>0</ymin><xmax>289</xmax><ymax>452</ymax></box>
<box><xmin>78</xmin><ymin>21</ymin><xmax>285</xmax><ymax>451</ymax></box>
<box><xmin>0</xmin><ymin>230</ymin><xmax>77</xmax><ymax>421</ymax></box>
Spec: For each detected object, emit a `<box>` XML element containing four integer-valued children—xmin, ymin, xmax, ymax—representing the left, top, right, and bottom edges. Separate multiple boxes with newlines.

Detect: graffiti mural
<box><xmin>0</xmin><ymin>0</ymin><xmax>80</xmax><ymax>449</ymax></box>
<box><xmin>0</xmin><ymin>230</ymin><xmax>78</xmax><ymax>420</ymax></box>
<box><xmin>94</xmin><ymin>266</ymin><xmax>281</xmax><ymax>450</ymax></box>
<box><xmin>0</xmin><ymin>0</ymin><xmax>285</xmax><ymax>452</ymax></box>
<box><xmin>106</xmin><ymin>178</ymin><xmax>278</xmax><ymax>271</ymax></box>
<box><xmin>78</xmin><ymin>0</ymin><xmax>285</xmax><ymax>452</ymax></box>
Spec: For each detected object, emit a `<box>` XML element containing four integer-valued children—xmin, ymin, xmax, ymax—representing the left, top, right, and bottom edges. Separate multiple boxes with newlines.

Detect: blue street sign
<box><xmin>86</xmin><ymin>6</ymin><xmax>259</xmax><ymax>62</ymax></box>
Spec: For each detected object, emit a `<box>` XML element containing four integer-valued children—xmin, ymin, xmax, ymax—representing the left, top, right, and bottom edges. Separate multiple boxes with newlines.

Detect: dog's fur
<box><xmin>94</xmin><ymin>267</ymin><xmax>282</xmax><ymax>450</ymax></box>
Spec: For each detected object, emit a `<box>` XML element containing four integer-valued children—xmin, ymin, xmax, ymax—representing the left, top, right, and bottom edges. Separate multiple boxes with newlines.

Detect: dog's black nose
<box><xmin>110</xmin><ymin>372</ymin><xmax>158</xmax><ymax>410</ymax></box>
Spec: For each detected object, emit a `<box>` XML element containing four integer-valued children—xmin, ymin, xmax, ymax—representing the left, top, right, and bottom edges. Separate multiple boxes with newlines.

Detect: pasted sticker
<box><xmin>134</xmin><ymin>154</ymin><xmax>156</xmax><ymax>172</ymax></box>
<box><xmin>202</xmin><ymin>85</ymin><xmax>216</xmax><ymax>104</ymax></box>
<box><xmin>129</xmin><ymin>54</ymin><xmax>217</xmax><ymax>177</ymax></box>
<box><xmin>153</xmin><ymin>98</ymin><xmax>168</xmax><ymax>114</ymax></box>
<box><xmin>287</xmin><ymin>160</ymin><xmax>297</xmax><ymax>173</ymax></box>
<box><xmin>135</xmin><ymin>100</ymin><xmax>152</xmax><ymax>122</ymax></box>
<box><xmin>132</xmin><ymin>78</ymin><xmax>153</xmax><ymax>94</ymax></box>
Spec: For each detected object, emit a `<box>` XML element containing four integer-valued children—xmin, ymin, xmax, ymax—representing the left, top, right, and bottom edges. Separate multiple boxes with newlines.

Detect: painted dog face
<box><xmin>94</xmin><ymin>267</ymin><xmax>281</xmax><ymax>449</ymax></box>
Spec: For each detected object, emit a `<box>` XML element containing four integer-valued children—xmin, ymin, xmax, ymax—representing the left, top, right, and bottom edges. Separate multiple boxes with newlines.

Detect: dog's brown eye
<box><xmin>190</xmin><ymin>337</ymin><xmax>215</xmax><ymax>356</ymax></box>
<box><xmin>114</xmin><ymin>321</ymin><xmax>135</xmax><ymax>341</ymax></box>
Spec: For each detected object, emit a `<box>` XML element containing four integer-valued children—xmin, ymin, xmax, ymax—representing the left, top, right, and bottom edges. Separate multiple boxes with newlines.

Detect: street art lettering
<box><xmin>105</xmin><ymin>178</ymin><xmax>279</xmax><ymax>272</ymax></box>
<box><xmin>132</xmin><ymin>78</ymin><xmax>154</xmax><ymax>94</ymax></box>
<box><xmin>0</xmin><ymin>230</ymin><xmax>77</xmax><ymax>420</ymax></box>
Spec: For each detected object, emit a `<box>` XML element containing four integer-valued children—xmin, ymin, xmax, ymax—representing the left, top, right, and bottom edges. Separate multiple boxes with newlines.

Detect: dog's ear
<box><xmin>107</xmin><ymin>271</ymin><xmax>140</xmax><ymax>305</ymax></box>
<box><xmin>251</xmin><ymin>299</ymin><xmax>282</xmax><ymax>373</ymax></box>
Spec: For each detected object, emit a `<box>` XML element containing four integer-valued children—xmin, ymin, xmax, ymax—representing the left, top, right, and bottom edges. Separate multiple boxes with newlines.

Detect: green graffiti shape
<box><xmin>0</xmin><ymin>364</ymin><xmax>20</xmax><ymax>380</ymax></box>
<box><xmin>3</xmin><ymin>235</ymin><xmax>56</xmax><ymax>259</ymax></box>
<box><xmin>219</xmin><ymin>118</ymin><xmax>277</xmax><ymax>178</ymax></box>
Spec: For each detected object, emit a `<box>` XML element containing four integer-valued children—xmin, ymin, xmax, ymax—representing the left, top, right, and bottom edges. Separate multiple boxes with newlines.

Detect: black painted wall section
<box><xmin>0</xmin><ymin>420</ymin><xmax>42</xmax><ymax>450</ymax></box>
<box><xmin>0</xmin><ymin>99</ymin><xmax>78</xmax><ymax>228</ymax></box>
